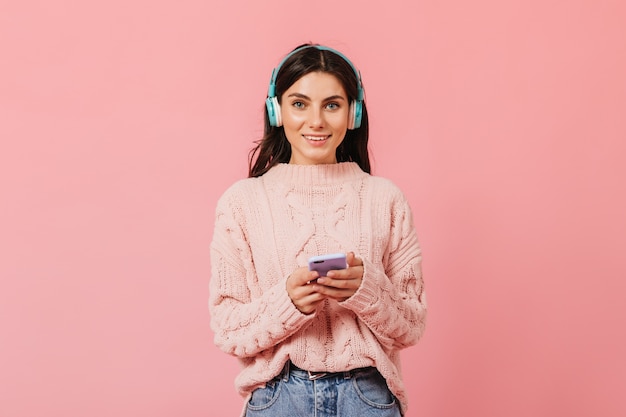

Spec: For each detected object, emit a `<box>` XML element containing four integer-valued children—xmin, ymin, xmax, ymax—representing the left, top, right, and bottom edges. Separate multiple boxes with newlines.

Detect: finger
<box><xmin>292</xmin><ymin>292</ymin><xmax>325</xmax><ymax>314</ymax></box>
<box><xmin>317</xmin><ymin>276</ymin><xmax>361</xmax><ymax>290</ymax></box>
<box><xmin>296</xmin><ymin>290</ymin><xmax>325</xmax><ymax>304</ymax></box>
<box><xmin>294</xmin><ymin>281</ymin><xmax>323</xmax><ymax>298</ymax></box>
<box><xmin>346</xmin><ymin>251</ymin><xmax>363</xmax><ymax>267</ymax></box>
<box><xmin>287</xmin><ymin>270</ymin><xmax>322</xmax><ymax>303</ymax></box>
<box><xmin>315</xmin><ymin>285</ymin><xmax>356</xmax><ymax>300</ymax></box>
<box><xmin>290</xmin><ymin>269</ymin><xmax>319</xmax><ymax>286</ymax></box>
<box><xmin>326</xmin><ymin>265</ymin><xmax>363</xmax><ymax>280</ymax></box>
<box><xmin>305</xmin><ymin>270</ymin><xmax>320</xmax><ymax>284</ymax></box>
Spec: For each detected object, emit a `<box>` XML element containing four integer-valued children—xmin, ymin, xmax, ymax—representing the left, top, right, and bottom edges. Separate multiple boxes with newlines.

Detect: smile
<box><xmin>303</xmin><ymin>135</ymin><xmax>330</xmax><ymax>141</ymax></box>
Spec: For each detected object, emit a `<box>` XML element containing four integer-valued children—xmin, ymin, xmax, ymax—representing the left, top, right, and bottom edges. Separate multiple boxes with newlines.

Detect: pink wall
<box><xmin>1</xmin><ymin>1</ymin><xmax>625</xmax><ymax>416</ymax></box>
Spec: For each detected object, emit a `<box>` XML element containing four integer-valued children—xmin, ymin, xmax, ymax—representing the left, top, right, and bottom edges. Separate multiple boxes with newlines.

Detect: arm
<box><xmin>338</xmin><ymin>191</ymin><xmax>427</xmax><ymax>351</ymax></box>
<box><xmin>209</xmin><ymin>191</ymin><xmax>315</xmax><ymax>358</ymax></box>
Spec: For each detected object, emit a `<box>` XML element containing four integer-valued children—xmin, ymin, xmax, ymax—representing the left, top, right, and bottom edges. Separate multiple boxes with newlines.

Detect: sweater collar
<box><xmin>263</xmin><ymin>162</ymin><xmax>367</xmax><ymax>186</ymax></box>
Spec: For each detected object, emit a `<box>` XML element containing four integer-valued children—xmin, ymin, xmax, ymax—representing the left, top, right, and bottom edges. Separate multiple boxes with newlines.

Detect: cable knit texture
<box><xmin>209</xmin><ymin>162</ymin><xmax>427</xmax><ymax>415</ymax></box>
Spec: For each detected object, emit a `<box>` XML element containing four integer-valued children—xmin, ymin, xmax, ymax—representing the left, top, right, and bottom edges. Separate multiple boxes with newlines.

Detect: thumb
<box><xmin>346</xmin><ymin>251</ymin><xmax>362</xmax><ymax>267</ymax></box>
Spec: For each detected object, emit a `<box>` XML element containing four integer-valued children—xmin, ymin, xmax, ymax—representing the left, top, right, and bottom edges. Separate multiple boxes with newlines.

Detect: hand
<box><xmin>315</xmin><ymin>252</ymin><xmax>363</xmax><ymax>302</ymax></box>
<box><xmin>286</xmin><ymin>266</ymin><xmax>325</xmax><ymax>315</ymax></box>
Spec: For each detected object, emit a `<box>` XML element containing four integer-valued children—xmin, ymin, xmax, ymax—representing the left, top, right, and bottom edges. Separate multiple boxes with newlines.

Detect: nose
<box><xmin>308</xmin><ymin>107</ymin><xmax>325</xmax><ymax>128</ymax></box>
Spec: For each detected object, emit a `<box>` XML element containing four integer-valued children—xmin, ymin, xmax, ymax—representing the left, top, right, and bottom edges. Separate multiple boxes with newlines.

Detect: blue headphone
<box><xmin>265</xmin><ymin>45</ymin><xmax>364</xmax><ymax>129</ymax></box>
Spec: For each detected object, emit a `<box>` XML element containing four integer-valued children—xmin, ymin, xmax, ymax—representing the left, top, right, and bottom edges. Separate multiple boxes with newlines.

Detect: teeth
<box><xmin>304</xmin><ymin>135</ymin><xmax>328</xmax><ymax>141</ymax></box>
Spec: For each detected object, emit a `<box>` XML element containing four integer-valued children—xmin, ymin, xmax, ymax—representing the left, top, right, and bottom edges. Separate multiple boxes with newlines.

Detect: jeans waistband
<box><xmin>283</xmin><ymin>361</ymin><xmax>375</xmax><ymax>381</ymax></box>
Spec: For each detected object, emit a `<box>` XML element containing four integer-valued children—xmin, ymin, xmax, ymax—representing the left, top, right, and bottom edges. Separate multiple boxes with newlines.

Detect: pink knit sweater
<box><xmin>209</xmin><ymin>162</ymin><xmax>427</xmax><ymax>415</ymax></box>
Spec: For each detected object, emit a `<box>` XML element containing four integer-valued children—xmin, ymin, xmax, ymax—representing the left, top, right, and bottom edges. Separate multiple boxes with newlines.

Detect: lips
<box><xmin>303</xmin><ymin>135</ymin><xmax>330</xmax><ymax>141</ymax></box>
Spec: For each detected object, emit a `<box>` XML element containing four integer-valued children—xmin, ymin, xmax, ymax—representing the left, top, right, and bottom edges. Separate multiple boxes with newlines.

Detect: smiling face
<box><xmin>280</xmin><ymin>71</ymin><xmax>350</xmax><ymax>165</ymax></box>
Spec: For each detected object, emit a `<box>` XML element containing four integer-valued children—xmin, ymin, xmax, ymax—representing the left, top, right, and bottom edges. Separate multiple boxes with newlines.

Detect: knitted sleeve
<box><xmin>340</xmin><ymin>185</ymin><xmax>427</xmax><ymax>350</ymax></box>
<box><xmin>209</xmin><ymin>184</ymin><xmax>314</xmax><ymax>358</ymax></box>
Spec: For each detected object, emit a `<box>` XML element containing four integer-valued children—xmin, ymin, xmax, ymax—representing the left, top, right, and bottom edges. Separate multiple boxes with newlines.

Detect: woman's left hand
<box><xmin>314</xmin><ymin>252</ymin><xmax>363</xmax><ymax>302</ymax></box>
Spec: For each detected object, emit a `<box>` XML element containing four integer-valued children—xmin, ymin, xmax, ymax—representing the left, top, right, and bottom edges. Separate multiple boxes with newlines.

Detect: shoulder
<box><xmin>362</xmin><ymin>174</ymin><xmax>409</xmax><ymax>204</ymax></box>
<box><xmin>215</xmin><ymin>177</ymin><xmax>264</xmax><ymax>214</ymax></box>
<box><xmin>219</xmin><ymin>177</ymin><xmax>262</xmax><ymax>197</ymax></box>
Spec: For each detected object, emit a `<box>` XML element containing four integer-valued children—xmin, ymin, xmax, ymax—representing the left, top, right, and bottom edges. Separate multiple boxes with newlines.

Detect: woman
<box><xmin>209</xmin><ymin>44</ymin><xmax>427</xmax><ymax>417</ymax></box>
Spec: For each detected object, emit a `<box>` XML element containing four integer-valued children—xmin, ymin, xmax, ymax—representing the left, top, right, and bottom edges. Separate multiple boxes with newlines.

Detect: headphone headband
<box><xmin>267</xmin><ymin>45</ymin><xmax>364</xmax><ymax>101</ymax></box>
<box><xmin>266</xmin><ymin>45</ymin><xmax>364</xmax><ymax>129</ymax></box>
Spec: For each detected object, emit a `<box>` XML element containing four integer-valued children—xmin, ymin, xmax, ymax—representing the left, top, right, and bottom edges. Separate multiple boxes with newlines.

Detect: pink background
<box><xmin>1</xmin><ymin>1</ymin><xmax>625</xmax><ymax>416</ymax></box>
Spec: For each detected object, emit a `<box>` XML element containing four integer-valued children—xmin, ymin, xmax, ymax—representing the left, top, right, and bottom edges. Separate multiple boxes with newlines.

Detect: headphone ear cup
<box><xmin>266</xmin><ymin>97</ymin><xmax>282</xmax><ymax>127</ymax></box>
<box><xmin>348</xmin><ymin>100</ymin><xmax>363</xmax><ymax>130</ymax></box>
<box><xmin>348</xmin><ymin>101</ymin><xmax>355</xmax><ymax>130</ymax></box>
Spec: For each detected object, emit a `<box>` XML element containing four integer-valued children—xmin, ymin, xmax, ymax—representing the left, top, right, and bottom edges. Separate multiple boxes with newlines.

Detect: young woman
<box><xmin>209</xmin><ymin>44</ymin><xmax>427</xmax><ymax>417</ymax></box>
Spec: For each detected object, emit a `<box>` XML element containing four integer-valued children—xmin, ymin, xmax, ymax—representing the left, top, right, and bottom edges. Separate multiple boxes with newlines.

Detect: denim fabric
<box><xmin>245</xmin><ymin>362</ymin><xmax>402</xmax><ymax>417</ymax></box>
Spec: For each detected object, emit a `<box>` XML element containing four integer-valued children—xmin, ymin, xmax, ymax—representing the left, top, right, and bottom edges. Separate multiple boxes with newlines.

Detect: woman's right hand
<box><xmin>286</xmin><ymin>267</ymin><xmax>325</xmax><ymax>315</ymax></box>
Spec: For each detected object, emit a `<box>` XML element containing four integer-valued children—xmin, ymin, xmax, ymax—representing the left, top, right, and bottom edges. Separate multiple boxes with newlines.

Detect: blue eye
<box><xmin>293</xmin><ymin>101</ymin><xmax>305</xmax><ymax>109</ymax></box>
<box><xmin>326</xmin><ymin>102</ymin><xmax>339</xmax><ymax>110</ymax></box>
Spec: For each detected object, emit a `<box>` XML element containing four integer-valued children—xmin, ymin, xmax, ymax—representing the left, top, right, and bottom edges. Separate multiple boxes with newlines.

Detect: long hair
<box><xmin>248</xmin><ymin>44</ymin><xmax>371</xmax><ymax>177</ymax></box>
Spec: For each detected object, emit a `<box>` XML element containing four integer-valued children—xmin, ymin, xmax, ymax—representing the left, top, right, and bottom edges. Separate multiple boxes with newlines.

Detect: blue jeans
<box><xmin>245</xmin><ymin>361</ymin><xmax>402</xmax><ymax>417</ymax></box>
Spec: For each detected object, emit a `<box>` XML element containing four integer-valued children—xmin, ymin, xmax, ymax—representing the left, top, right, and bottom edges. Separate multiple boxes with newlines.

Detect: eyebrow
<box><xmin>286</xmin><ymin>93</ymin><xmax>347</xmax><ymax>101</ymax></box>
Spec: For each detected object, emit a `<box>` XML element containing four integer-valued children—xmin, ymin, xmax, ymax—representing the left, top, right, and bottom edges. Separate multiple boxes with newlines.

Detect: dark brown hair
<box><xmin>248</xmin><ymin>44</ymin><xmax>370</xmax><ymax>177</ymax></box>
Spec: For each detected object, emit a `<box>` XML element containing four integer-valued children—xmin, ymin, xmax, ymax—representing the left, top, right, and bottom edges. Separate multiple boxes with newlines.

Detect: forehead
<box><xmin>284</xmin><ymin>72</ymin><xmax>347</xmax><ymax>97</ymax></box>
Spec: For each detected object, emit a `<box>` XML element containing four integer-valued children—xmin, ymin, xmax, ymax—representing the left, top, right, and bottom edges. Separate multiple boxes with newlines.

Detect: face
<box><xmin>280</xmin><ymin>71</ymin><xmax>350</xmax><ymax>165</ymax></box>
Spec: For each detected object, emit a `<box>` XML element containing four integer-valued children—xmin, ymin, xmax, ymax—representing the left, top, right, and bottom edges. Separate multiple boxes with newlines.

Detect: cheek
<box><xmin>281</xmin><ymin>107</ymin><xmax>306</xmax><ymax>126</ymax></box>
<box><xmin>329</xmin><ymin>112</ymin><xmax>350</xmax><ymax>130</ymax></box>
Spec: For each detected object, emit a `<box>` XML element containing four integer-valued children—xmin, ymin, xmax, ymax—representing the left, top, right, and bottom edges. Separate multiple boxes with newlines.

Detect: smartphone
<box><xmin>308</xmin><ymin>253</ymin><xmax>348</xmax><ymax>277</ymax></box>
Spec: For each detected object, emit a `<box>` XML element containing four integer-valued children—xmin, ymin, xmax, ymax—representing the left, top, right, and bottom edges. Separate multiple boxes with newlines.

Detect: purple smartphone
<box><xmin>308</xmin><ymin>253</ymin><xmax>347</xmax><ymax>277</ymax></box>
